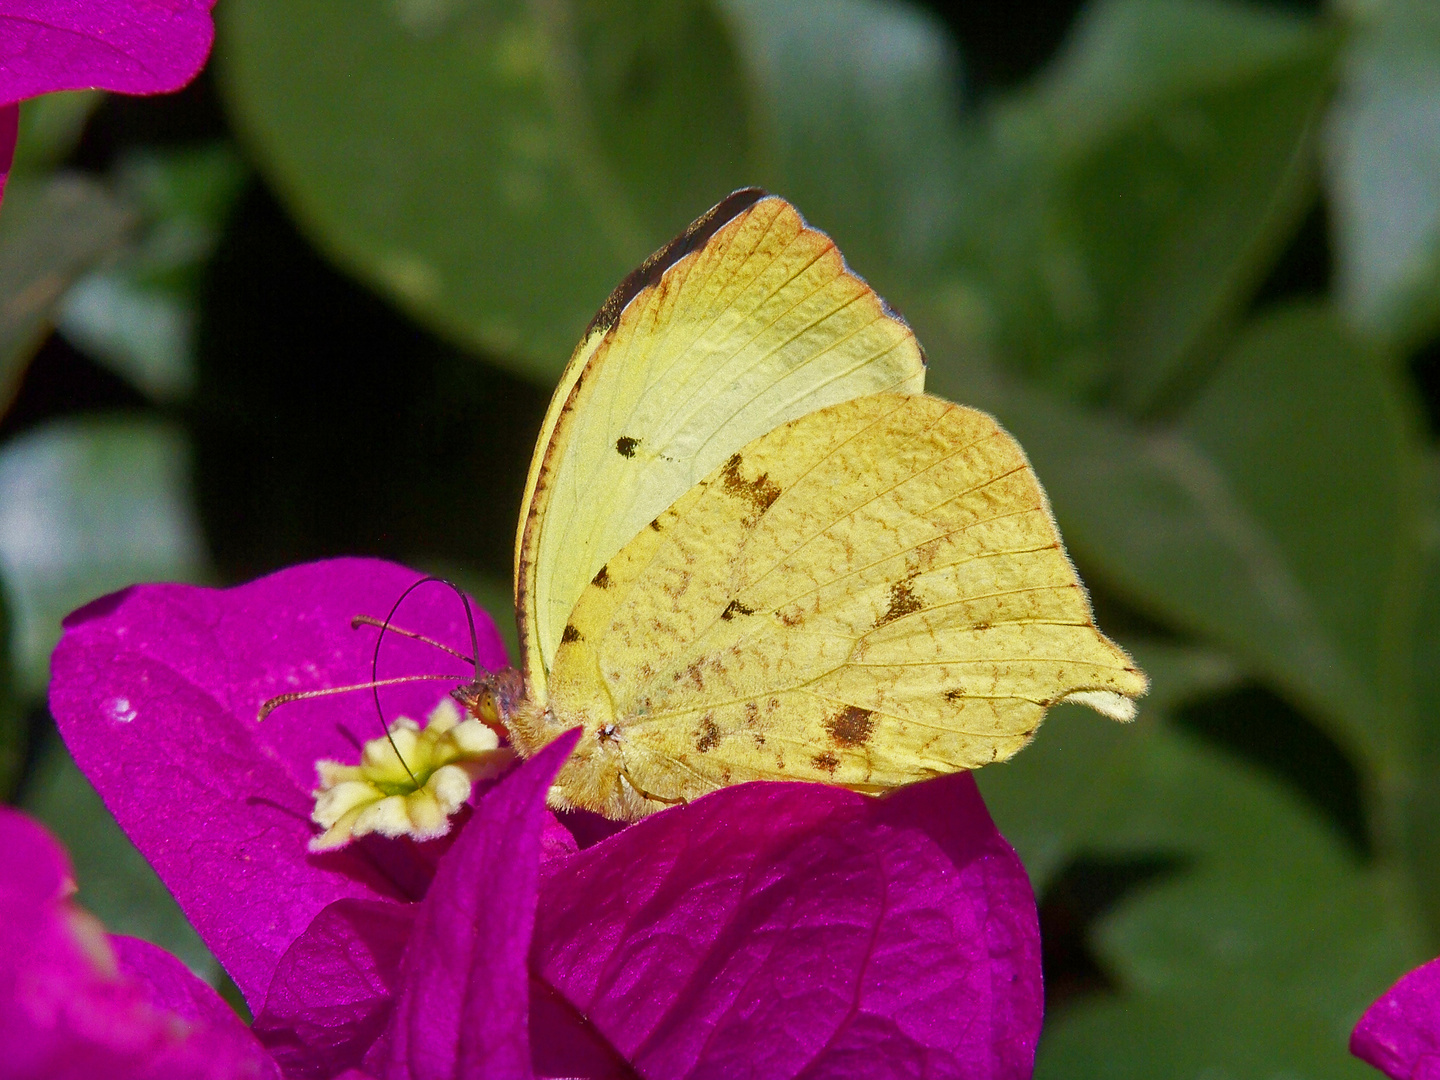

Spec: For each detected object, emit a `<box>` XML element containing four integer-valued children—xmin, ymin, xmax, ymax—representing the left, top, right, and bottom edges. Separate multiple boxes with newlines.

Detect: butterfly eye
<box><xmin>478</xmin><ymin>690</ymin><xmax>499</xmax><ymax>724</ymax></box>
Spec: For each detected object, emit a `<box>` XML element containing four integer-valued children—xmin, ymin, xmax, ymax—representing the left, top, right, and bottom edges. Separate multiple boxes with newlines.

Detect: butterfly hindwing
<box><xmin>545</xmin><ymin>394</ymin><xmax>1146</xmax><ymax>815</ymax></box>
<box><xmin>515</xmin><ymin>194</ymin><xmax>926</xmax><ymax>704</ymax></box>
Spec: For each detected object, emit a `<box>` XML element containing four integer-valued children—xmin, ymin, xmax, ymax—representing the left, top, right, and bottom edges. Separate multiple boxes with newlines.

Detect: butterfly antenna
<box><xmin>371</xmin><ymin>575</ymin><xmax>480</xmax><ymax>782</ymax></box>
<box><xmin>459</xmin><ymin>590</ymin><xmax>481</xmax><ymax>681</ymax></box>
<box><xmin>373</xmin><ymin>577</ymin><xmax>445</xmax><ymax>783</ymax></box>
<box><xmin>257</xmin><ymin>674</ymin><xmax>470</xmax><ymax>721</ymax></box>
<box><xmin>349</xmin><ymin>616</ymin><xmax>473</xmax><ymax>664</ymax></box>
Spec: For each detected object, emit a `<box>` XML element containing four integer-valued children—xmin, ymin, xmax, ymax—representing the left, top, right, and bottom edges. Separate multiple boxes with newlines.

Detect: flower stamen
<box><xmin>309</xmin><ymin>698</ymin><xmax>514</xmax><ymax>851</ymax></box>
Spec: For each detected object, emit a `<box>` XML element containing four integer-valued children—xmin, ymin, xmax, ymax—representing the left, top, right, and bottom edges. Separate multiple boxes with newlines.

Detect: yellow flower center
<box><xmin>309</xmin><ymin>698</ymin><xmax>514</xmax><ymax>851</ymax></box>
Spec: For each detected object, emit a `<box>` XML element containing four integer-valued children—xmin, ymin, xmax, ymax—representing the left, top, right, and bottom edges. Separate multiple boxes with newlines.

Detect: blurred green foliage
<box><xmin>0</xmin><ymin>417</ymin><xmax>208</xmax><ymax>694</ymax></box>
<box><xmin>3</xmin><ymin>0</ymin><xmax>1440</xmax><ymax>1075</ymax></box>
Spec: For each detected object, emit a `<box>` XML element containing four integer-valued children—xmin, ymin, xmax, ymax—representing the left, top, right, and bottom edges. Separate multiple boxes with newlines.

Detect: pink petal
<box><xmin>539</xmin><ymin>810</ymin><xmax>581</xmax><ymax>864</ymax></box>
<box><xmin>111</xmin><ymin>935</ymin><xmax>280</xmax><ymax>1079</ymax></box>
<box><xmin>0</xmin><ymin>798</ymin><xmax>73</xmax><ymax>905</ymax></box>
<box><xmin>0</xmin><ymin>807</ymin><xmax>278</xmax><ymax>1080</ymax></box>
<box><xmin>534</xmin><ymin>774</ymin><xmax>1042</xmax><ymax>1080</ymax></box>
<box><xmin>0</xmin><ymin>0</ymin><xmax>215</xmax><ymax>104</ymax></box>
<box><xmin>528</xmin><ymin>975</ymin><xmax>636</xmax><ymax>1080</ymax></box>
<box><xmin>49</xmin><ymin>559</ymin><xmax>508</xmax><ymax>1009</ymax></box>
<box><xmin>374</xmin><ymin>731</ymin><xmax>580</xmax><ymax>1080</ymax></box>
<box><xmin>0</xmin><ymin>102</ymin><xmax>15</xmax><ymax>200</ymax></box>
<box><xmin>254</xmin><ymin>819</ymin><xmax>635</xmax><ymax>1079</ymax></box>
<box><xmin>1354</xmin><ymin>956</ymin><xmax>1440</xmax><ymax>1080</ymax></box>
<box><xmin>253</xmin><ymin>900</ymin><xmax>415</xmax><ymax>1080</ymax></box>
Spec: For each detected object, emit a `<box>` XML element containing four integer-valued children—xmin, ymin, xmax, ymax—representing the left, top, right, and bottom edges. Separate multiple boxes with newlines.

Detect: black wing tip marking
<box><xmin>583</xmin><ymin>187</ymin><xmax>771</xmax><ymax>340</ymax></box>
<box><xmin>579</xmin><ymin>187</ymin><xmax>923</xmax><ymax>368</ymax></box>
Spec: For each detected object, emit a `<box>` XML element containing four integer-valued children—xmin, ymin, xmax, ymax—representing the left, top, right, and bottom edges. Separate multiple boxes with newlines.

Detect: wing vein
<box><xmin>737</xmin><ymin>456</ymin><xmax>1031</xmax><ymax>604</ymax></box>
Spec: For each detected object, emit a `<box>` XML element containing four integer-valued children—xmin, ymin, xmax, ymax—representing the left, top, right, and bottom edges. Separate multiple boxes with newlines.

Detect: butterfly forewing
<box><xmin>546</xmin><ymin>394</ymin><xmax>1146</xmax><ymax>815</ymax></box>
<box><xmin>516</xmin><ymin>194</ymin><xmax>925</xmax><ymax>703</ymax></box>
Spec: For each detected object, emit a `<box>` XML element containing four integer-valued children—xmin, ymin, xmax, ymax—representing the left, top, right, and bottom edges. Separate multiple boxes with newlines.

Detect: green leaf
<box><xmin>1401</xmin><ymin>453</ymin><xmax>1440</xmax><ymax>946</ymax></box>
<box><xmin>1326</xmin><ymin>0</ymin><xmax>1440</xmax><ymax>348</ymax></box>
<box><xmin>102</xmin><ymin>143</ymin><xmax>250</xmax><ymax>294</ymax></box>
<box><xmin>56</xmin><ymin>143</ymin><xmax>248</xmax><ymax>401</ymax></box>
<box><xmin>1175</xmin><ymin>305</ymin><xmax>1422</xmax><ymax>759</ymax></box>
<box><xmin>932</xmin><ymin>303</ymin><xmax>1425</xmax><ymax>773</ymax></box>
<box><xmin>980</xmin><ymin>659</ymin><xmax>1423</xmax><ymax>1077</ymax></box>
<box><xmin>978</xmin><ymin>640</ymin><xmax>1243</xmax><ymax>891</ymax></box>
<box><xmin>718</xmin><ymin>0</ymin><xmax>965</xmax><ymax>293</ymax></box>
<box><xmin>1033</xmin><ymin>727</ymin><xmax>1421</xmax><ymax>1077</ymax></box>
<box><xmin>0</xmin><ymin>418</ymin><xmax>209</xmax><ymax>697</ymax></box>
<box><xmin>0</xmin><ymin>175</ymin><xmax>135</xmax><ymax>416</ymax></box>
<box><xmin>943</xmin><ymin>0</ymin><xmax>1331</xmax><ymax>411</ymax></box>
<box><xmin>218</xmin><ymin>0</ymin><xmax>755</xmax><ymax>377</ymax></box>
<box><xmin>11</xmin><ymin>92</ymin><xmax>104</xmax><ymax>177</ymax></box>
<box><xmin>56</xmin><ymin>275</ymin><xmax>196</xmax><ymax>400</ymax></box>
<box><xmin>1039</xmin><ymin>978</ymin><xmax>1401</xmax><ymax>1080</ymax></box>
<box><xmin>21</xmin><ymin>732</ymin><xmax>220</xmax><ymax>982</ymax></box>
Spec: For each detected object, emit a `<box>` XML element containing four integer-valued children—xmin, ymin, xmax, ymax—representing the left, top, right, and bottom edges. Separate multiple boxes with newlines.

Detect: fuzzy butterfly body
<box><xmin>467</xmin><ymin>190</ymin><xmax>1145</xmax><ymax>820</ymax></box>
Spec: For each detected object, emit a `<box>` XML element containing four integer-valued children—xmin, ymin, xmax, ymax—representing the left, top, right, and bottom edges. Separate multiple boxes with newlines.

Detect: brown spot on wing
<box><xmin>561</xmin><ymin>624</ymin><xmax>581</xmax><ymax>644</ymax></box>
<box><xmin>944</xmin><ymin>688</ymin><xmax>965</xmax><ymax>703</ymax></box>
<box><xmin>592</xmin><ymin>565</ymin><xmax>611</xmax><ymax>588</ymax></box>
<box><xmin>721</xmin><ymin>599</ymin><xmax>755</xmax><ymax>620</ymax></box>
<box><xmin>676</xmin><ymin>658</ymin><xmax>706</xmax><ymax>690</ymax></box>
<box><xmin>877</xmin><ymin>576</ymin><xmax>922</xmax><ymax>626</ymax></box>
<box><xmin>615</xmin><ymin>436</ymin><xmax>639</xmax><ymax>458</ymax></box>
<box><xmin>719</xmin><ymin>453</ymin><xmax>781</xmax><ymax>518</ymax></box>
<box><xmin>912</xmin><ymin>537</ymin><xmax>943</xmax><ymax>571</ymax></box>
<box><xmin>812</xmin><ymin>751</ymin><xmax>840</xmax><ymax>775</ymax></box>
<box><xmin>662</xmin><ymin>569</ymin><xmax>693</xmax><ymax>599</ymax></box>
<box><xmin>826</xmin><ymin>705</ymin><xmax>875</xmax><ymax>746</ymax></box>
<box><xmin>695</xmin><ymin>714</ymin><xmax>721</xmax><ymax>753</ymax></box>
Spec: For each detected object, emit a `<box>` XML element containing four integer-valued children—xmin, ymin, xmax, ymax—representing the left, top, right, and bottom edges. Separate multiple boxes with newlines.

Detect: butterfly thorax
<box><xmin>453</xmin><ymin>665</ymin><xmax>657</xmax><ymax>818</ymax></box>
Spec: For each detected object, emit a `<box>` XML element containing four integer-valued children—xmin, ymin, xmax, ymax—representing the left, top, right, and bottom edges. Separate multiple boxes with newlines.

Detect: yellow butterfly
<box><xmin>461</xmin><ymin>190</ymin><xmax>1146</xmax><ymax>820</ymax></box>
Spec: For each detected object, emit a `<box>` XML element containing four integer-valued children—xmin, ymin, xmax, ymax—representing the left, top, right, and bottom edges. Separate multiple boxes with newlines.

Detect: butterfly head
<box><xmin>452</xmin><ymin>665</ymin><xmax>521</xmax><ymax>728</ymax></box>
<box><xmin>451</xmin><ymin>665</ymin><xmax>558</xmax><ymax>756</ymax></box>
